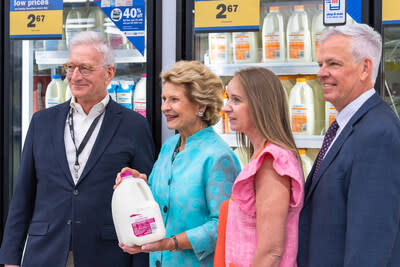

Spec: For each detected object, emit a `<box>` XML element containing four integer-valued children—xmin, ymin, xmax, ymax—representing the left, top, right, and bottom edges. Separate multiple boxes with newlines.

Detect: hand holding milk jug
<box><xmin>112</xmin><ymin>170</ymin><xmax>165</xmax><ymax>247</ymax></box>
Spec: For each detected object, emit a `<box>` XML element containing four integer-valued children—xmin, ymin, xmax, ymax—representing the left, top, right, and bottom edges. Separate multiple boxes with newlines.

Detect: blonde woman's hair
<box><xmin>161</xmin><ymin>60</ymin><xmax>224</xmax><ymax>126</ymax></box>
<box><xmin>234</xmin><ymin>67</ymin><xmax>299</xmax><ymax>160</ymax></box>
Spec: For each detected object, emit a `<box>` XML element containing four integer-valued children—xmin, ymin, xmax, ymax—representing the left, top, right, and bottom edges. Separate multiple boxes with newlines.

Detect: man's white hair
<box><xmin>321</xmin><ymin>24</ymin><xmax>382</xmax><ymax>82</ymax></box>
<box><xmin>69</xmin><ymin>31</ymin><xmax>115</xmax><ymax>66</ymax></box>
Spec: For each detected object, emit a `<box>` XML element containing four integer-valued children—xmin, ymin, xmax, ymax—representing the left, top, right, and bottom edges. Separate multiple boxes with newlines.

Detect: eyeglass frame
<box><xmin>63</xmin><ymin>63</ymin><xmax>110</xmax><ymax>76</ymax></box>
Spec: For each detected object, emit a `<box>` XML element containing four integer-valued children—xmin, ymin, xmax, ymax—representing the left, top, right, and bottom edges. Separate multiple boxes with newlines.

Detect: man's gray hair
<box><xmin>321</xmin><ymin>24</ymin><xmax>382</xmax><ymax>82</ymax></box>
<box><xmin>69</xmin><ymin>31</ymin><xmax>115</xmax><ymax>66</ymax></box>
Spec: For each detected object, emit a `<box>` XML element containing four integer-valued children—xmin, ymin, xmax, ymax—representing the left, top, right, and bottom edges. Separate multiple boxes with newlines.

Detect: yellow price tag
<box><xmin>10</xmin><ymin>10</ymin><xmax>62</xmax><ymax>38</ymax></box>
<box><xmin>382</xmin><ymin>0</ymin><xmax>400</xmax><ymax>22</ymax></box>
<box><xmin>195</xmin><ymin>0</ymin><xmax>260</xmax><ymax>32</ymax></box>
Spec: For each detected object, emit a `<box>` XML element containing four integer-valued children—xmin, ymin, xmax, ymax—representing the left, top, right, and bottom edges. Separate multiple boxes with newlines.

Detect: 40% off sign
<box><xmin>194</xmin><ymin>0</ymin><xmax>259</xmax><ymax>32</ymax></box>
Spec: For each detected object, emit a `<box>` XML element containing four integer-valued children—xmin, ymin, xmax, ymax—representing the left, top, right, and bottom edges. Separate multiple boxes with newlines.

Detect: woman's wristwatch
<box><xmin>169</xmin><ymin>235</ymin><xmax>180</xmax><ymax>252</ymax></box>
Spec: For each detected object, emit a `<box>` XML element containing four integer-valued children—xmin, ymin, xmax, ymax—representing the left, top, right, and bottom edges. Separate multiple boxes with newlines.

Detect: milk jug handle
<box><xmin>136</xmin><ymin>179</ymin><xmax>153</xmax><ymax>201</ymax></box>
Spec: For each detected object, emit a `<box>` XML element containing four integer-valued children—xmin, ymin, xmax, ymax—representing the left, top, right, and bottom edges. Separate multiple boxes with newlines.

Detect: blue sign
<box><xmin>94</xmin><ymin>0</ymin><xmax>146</xmax><ymax>57</ymax></box>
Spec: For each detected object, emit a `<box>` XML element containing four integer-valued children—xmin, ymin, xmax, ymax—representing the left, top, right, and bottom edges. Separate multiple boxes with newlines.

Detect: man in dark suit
<box><xmin>0</xmin><ymin>31</ymin><xmax>154</xmax><ymax>267</ymax></box>
<box><xmin>298</xmin><ymin>24</ymin><xmax>400</xmax><ymax>267</ymax></box>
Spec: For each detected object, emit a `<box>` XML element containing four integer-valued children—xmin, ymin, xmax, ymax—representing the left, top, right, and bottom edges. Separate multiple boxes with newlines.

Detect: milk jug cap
<box><xmin>298</xmin><ymin>149</ymin><xmax>306</xmax><ymax>155</ymax></box>
<box><xmin>270</xmin><ymin>6</ymin><xmax>279</xmax><ymax>12</ymax></box>
<box><xmin>294</xmin><ymin>5</ymin><xmax>304</xmax><ymax>11</ymax></box>
<box><xmin>52</xmin><ymin>75</ymin><xmax>62</xmax><ymax>79</ymax></box>
<box><xmin>120</xmin><ymin>170</ymin><xmax>133</xmax><ymax>179</ymax></box>
<box><xmin>141</xmin><ymin>73</ymin><xmax>147</xmax><ymax>78</ymax></box>
<box><xmin>296</xmin><ymin>77</ymin><xmax>307</xmax><ymax>83</ymax></box>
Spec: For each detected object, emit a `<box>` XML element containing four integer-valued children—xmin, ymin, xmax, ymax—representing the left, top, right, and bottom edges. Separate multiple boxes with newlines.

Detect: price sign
<box><xmin>10</xmin><ymin>0</ymin><xmax>63</xmax><ymax>39</ymax></box>
<box><xmin>95</xmin><ymin>0</ymin><xmax>146</xmax><ymax>57</ymax></box>
<box><xmin>195</xmin><ymin>0</ymin><xmax>260</xmax><ymax>32</ymax></box>
<box><xmin>324</xmin><ymin>0</ymin><xmax>346</xmax><ymax>26</ymax></box>
<box><xmin>382</xmin><ymin>0</ymin><xmax>400</xmax><ymax>24</ymax></box>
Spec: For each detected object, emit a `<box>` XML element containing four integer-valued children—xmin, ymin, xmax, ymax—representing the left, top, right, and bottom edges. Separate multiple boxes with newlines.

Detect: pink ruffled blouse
<box><xmin>225</xmin><ymin>143</ymin><xmax>305</xmax><ymax>267</ymax></box>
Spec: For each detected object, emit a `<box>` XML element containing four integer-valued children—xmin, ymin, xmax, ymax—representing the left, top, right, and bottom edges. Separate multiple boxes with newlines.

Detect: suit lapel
<box><xmin>52</xmin><ymin>101</ymin><xmax>75</xmax><ymax>186</ymax></box>
<box><xmin>304</xmin><ymin>93</ymin><xmax>382</xmax><ymax>203</ymax></box>
<box><xmin>77</xmin><ymin>100</ymin><xmax>123</xmax><ymax>185</ymax></box>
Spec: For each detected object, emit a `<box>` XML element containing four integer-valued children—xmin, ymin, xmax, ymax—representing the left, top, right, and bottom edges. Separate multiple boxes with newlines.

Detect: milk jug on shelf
<box><xmin>325</xmin><ymin>101</ymin><xmax>338</xmax><ymax>131</ymax></box>
<box><xmin>45</xmin><ymin>75</ymin><xmax>66</xmax><ymax>108</ymax></box>
<box><xmin>262</xmin><ymin>6</ymin><xmax>286</xmax><ymax>62</ymax></box>
<box><xmin>112</xmin><ymin>171</ymin><xmax>166</xmax><ymax>246</ymax></box>
<box><xmin>64</xmin><ymin>77</ymin><xmax>72</xmax><ymax>101</ymax></box>
<box><xmin>117</xmin><ymin>80</ymin><xmax>134</xmax><ymax>109</ymax></box>
<box><xmin>232</xmin><ymin>32</ymin><xmax>258</xmax><ymax>63</ymax></box>
<box><xmin>279</xmin><ymin>76</ymin><xmax>293</xmax><ymax>101</ymax></box>
<box><xmin>299</xmin><ymin>149</ymin><xmax>313</xmax><ymax>179</ymax></box>
<box><xmin>289</xmin><ymin>77</ymin><xmax>315</xmax><ymax>135</ymax></box>
<box><xmin>209</xmin><ymin>33</ymin><xmax>232</xmax><ymax>64</ymax></box>
<box><xmin>65</xmin><ymin>4</ymin><xmax>86</xmax><ymax>47</ymax></box>
<box><xmin>311</xmin><ymin>4</ymin><xmax>328</xmax><ymax>62</ymax></box>
<box><xmin>134</xmin><ymin>74</ymin><xmax>146</xmax><ymax>117</ymax></box>
<box><xmin>287</xmin><ymin>5</ymin><xmax>312</xmax><ymax>62</ymax></box>
<box><xmin>86</xmin><ymin>6</ymin><xmax>105</xmax><ymax>37</ymax></box>
<box><xmin>306</xmin><ymin>75</ymin><xmax>325</xmax><ymax>135</ymax></box>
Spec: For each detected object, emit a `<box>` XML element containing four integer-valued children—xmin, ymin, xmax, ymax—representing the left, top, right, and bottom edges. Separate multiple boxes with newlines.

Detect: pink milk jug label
<box><xmin>130</xmin><ymin>214</ymin><xmax>156</xmax><ymax>237</ymax></box>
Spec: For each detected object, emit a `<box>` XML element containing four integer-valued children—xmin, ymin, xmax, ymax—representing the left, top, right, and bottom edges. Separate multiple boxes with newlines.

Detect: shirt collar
<box><xmin>70</xmin><ymin>94</ymin><xmax>110</xmax><ymax>117</ymax></box>
<box><xmin>336</xmin><ymin>88</ymin><xmax>375</xmax><ymax>130</ymax></box>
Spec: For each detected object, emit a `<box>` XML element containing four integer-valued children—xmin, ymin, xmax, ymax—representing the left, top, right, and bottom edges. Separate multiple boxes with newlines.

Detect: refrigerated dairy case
<box><xmin>3</xmin><ymin>0</ymin><xmax>162</xmax><ymax>203</ymax></box>
<box><xmin>26</xmin><ymin>1</ymin><xmax>147</xmax><ymax>140</ymax></box>
<box><xmin>183</xmin><ymin>0</ymin><xmax>360</xmax><ymax>175</ymax></box>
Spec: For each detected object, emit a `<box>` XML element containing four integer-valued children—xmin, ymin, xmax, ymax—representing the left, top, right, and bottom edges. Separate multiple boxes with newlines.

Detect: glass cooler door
<box><xmin>191</xmin><ymin>0</ymin><xmax>359</xmax><ymax>175</ymax></box>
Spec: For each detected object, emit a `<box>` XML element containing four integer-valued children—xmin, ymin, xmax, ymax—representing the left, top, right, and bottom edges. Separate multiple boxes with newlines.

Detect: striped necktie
<box><xmin>313</xmin><ymin>120</ymin><xmax>339</xmax><ymax>177</ymax></box>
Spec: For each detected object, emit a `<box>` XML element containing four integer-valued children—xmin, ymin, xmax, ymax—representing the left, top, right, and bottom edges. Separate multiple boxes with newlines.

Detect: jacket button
<box><xmin>67</xmin><ymin>220</ymin><xmax>72</xmax><ymax>225</ymax></box>
<box><xmin>163</xmin><ymin>206</ymin><xmax>168</xmax><ymax>213</ymax></box>
<box><xmin>73</xmin><ymin>189</ymin><xmax>79</xmax><ymax>195</ymax></box>
<box><xmin>156</xmin><ymin>260</ymin><xmax>161</xmax><ymax>267</ymax></box>
<box><xmin>168</xmin><ymin>179</ymin><xmax>171</xmax><ymax>185</ymax></box>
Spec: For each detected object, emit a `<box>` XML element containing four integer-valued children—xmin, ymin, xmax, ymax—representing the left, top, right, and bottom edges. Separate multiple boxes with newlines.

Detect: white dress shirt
<box><xmin>325</xmin><ymin>88</ymin><xmax>376</xmax><ymax>157</ymax></box>
<box><xmin>64</xmin><ymin>95</ymin><xmax>109</xmax><ymax>184</ymax></box>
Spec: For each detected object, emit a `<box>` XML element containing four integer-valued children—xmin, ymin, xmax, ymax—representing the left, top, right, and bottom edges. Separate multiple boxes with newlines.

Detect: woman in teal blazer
<box><xmin>115</xmin><ymin>61</ymin><xmax>241</xmax><ymax>267</ymax></box>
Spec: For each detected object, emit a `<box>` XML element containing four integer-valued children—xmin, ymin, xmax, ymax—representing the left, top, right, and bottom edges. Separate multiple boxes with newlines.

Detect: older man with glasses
<box><xmin>0</xmin><ymin>31</ymin><xmax>154</xmax><ymax>267</ymax></box>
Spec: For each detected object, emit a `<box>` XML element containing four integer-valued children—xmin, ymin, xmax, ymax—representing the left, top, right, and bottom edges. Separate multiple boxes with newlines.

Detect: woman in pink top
<box><xmin>217</xmin><ymin>67</ymin><xmax>305</xmax><ymax>267</ymax></box>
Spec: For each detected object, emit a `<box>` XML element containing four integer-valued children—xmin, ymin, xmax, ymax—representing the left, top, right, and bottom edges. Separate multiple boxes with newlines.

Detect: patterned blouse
<box><xmin>148</xmin><ymin>127</ymin><xmax>241</xmax><ymax>267</ymax></box>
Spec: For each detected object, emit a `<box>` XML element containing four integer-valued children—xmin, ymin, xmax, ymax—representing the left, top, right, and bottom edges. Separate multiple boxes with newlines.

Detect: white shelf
<box><xmin>294</xmin><ymin>135</ymin><xmax>324</xmax><ymax>148</ymax></box>
<box><xmin>219</xmin><ymin>133</ymin><xmax>323</xmax><ymax>149</ymax></box>
<box><xmin>35</xmin><ymin>49</ymin><xmax>145</xmax><ymax>66</ymax></box>
<box><xmin>206</xmin><ymin>62</ymin><xmax>320</xmax><ymax>76</ymax></box>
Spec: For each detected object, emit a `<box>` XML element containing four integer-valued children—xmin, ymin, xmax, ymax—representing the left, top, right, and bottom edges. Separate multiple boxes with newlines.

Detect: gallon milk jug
<box><xmin>134</xmin><ymin>74</ymin><xmax>146</xmax><ymax>117</ymax></box>
<box><xmin>232</xmin><ymin>32</ymin><xmax>258</xmax><ymax>63</ymax></box>
<box><xmin>112</xmin><ymin>171</ymin><xmax>166</xmax><ymax>246</ymax></box>
<box><xmin>306</xmin><ymin>76</ymin><xmax>325</xmax><ymax>135</ymax></box>
<box><xmin>289</xmin><ymin>77</ymin><xmax>315</xmax><ymax>135</ymax></box>
<box><xmin>262</xmin><ymin>6</ymin><xmax>286</xmax><ymax>62</ymax></box>
<box><xmin>325</xmin><ymin>101</ymin><xmax>337</xmax><ymax>132</ymax></box>
<box><xmin>209</xmin><ymin>33</ymin><xmax>232</xmax><ymax>64</ymax></box>
<box><xmin>86</xmin><ymin>6</ymin><xmax>105</xmax><ymax>37</ymax></box>
<box><xmin>287</xmin><ymin>5</ymin><xmax>312</xmax><ymax>62</ymax></box>
<box><xmin>279</xmin><ymin>76</ymin><xmax>294</xmax><ymax>101</ymax></box>
<box><xmin>117</xmin><ymin>80</ymin><xmax>134</xmax><ymax>109</ymax></box>
<box><xmin>299</xmin><ymin>149</ymin><xmax>313</xmax><ymax>179</ymax></box>
<box><xmin>45</xmin><ymin>75</ymin><xmax>66</xmax><ymax>108</ymax></box>
<box><xmin>311</xmin><ymin>4</ymin><xmax>328</xmax><ymax>62</ymax></box>
<box><xmin>104</xmin><ymin>17</ymin><xmax>125</xmax><ymax>49</ymax></box>
<box><xmin>64</xmin><ymin>77</ymin><xmax>72</xmax><ymax>101</ymax></box>
<box><xmin>65</xmin><ymin>4</ymin><xmax>86</xmax><ymax>47</ymax></box>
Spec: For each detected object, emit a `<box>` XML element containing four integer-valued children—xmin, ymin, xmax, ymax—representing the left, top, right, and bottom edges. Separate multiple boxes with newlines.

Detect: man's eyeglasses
<box><xmin>63</xmin><ymin>63</ymin><xmax>106</xmax><ymax>76</ymax></box>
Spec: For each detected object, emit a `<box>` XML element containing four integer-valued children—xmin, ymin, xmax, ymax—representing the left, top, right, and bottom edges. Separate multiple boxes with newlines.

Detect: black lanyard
<box><xmin>68</xmin><ymin>108</ymin><xmax>104</xmax><ymax>179</ymax></box>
